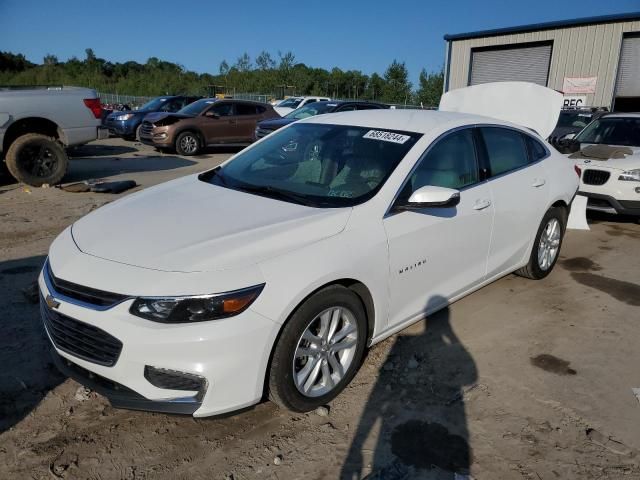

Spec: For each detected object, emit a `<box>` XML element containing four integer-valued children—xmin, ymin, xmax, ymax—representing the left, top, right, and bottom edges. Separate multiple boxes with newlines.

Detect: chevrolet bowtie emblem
<box><xmin>46</xmin><ymin>294</ymin><xmax>60</xmax><ymax>309</ymax></box>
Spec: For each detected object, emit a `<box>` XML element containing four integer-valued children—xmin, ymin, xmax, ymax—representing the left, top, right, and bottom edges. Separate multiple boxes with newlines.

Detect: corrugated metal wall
<box><xmin>447</xmin><ymin>20</ymin><xmax>640</xmax><ymax>108</ymax></box>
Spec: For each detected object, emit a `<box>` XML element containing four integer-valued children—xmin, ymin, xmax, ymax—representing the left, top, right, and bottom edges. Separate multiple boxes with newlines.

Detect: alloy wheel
<box><xmin>179</xmin><ymin>135</ymin><xmax>198</xmax><ymax>154</ymax></box>
<box><xmin>293</xmin><ymin>307</ymin><xmax>358</xmax><ymax>397</ymax></box>
<box><xmin>538</xmin><ymin>218</ymin><xmax>561</xmax><ymax>271</ymax></box>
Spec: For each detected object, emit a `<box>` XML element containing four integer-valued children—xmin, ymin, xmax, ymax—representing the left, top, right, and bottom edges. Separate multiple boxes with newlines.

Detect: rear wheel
<box><xmin>516</xmin><ymin>206</ymin><xmax>566</xmax><ymax>280</ymax></box>
<box><xmin>268</xmin><ymin>285</ymin><xmax>367</xmax><ymax>412</ymax></box>
<box><xmin>5</xmin><ymin>133</ymin><xmax>68</xmax><ymax>186</ymax></box>
<box><xmin>175</xmin><ymin>131</ymin><xmax>200</xmax><ymax>156</ymax></box>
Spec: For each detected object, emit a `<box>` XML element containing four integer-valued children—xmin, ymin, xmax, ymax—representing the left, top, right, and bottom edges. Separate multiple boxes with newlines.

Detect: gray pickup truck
<box><xmin>0</xmin><ymin>86</ymin><xmax>108</xmax><ymax>186</ymax></box>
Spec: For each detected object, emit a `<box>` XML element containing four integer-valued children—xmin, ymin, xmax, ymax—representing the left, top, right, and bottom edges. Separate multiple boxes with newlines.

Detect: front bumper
<box><xmin>578</xmin><ymin>191</ymin><xmax>640</xmax><ymax>216</ymax></box>
<box><xmin>103</xmin><ymin>118</ymin><xmax>138</xmax><ymax>137</ymax></box>
<box><xmin>39</xmin><ymin>262</ymin><xmax>280</xmax><ymax>417</ymax></box>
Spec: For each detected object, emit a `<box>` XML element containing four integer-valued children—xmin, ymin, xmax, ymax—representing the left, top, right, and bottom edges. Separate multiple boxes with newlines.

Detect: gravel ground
<box><xmin>1</xmin><ymin>138</ymin><xmax>639</xmax><ymax>479</ymax></box>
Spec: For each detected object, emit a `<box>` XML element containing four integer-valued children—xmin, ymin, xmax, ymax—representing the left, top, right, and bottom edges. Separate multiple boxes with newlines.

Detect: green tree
<box><xmin>382</xmin><ymin>60</ymin><xmax>412</xmax><ymax>104</ymax></box>
<box><xmin>84</xmin><ymin>48</ymin><xmax>96</xmax><ymax>63</ymax></box>
<box><xmin>43</xmin><ymin>54</ymin><xmax>58</xmax><ymax>66</ymax></box>
<box><xmin>219</xmin><ymin>60</ymin><xmax>229</xmax><ymax>76</ymax></box>
<box><xmin>256</xmin><ymin>51</ymin><xmax>275</xmax><ymax>70</ymax></box>
<box><xmin>235</xmin><ymin>53</ymin><xmax>252</xmax><ymax>72</ymax></box>
<box><xmin>415</xmin><ymin>68</ymin><xmax>444</xmax><ymax>107</ymax></box>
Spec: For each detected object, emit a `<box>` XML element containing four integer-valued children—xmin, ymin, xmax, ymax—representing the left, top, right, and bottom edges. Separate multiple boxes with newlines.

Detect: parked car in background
<box><xmin>548</xmin><ymin>107</ymin><xmax>608</xmax><ymax>145</ymax></box>
<box><xmin>0</xmin><ymin>86</ymin><xmax>107</xmax><ymax>186</ymax></box>
<box><xmin>103</xmin><ymin>95</ymin><xmax>201</xmax><ymax>141</ymax></box>
<box><xmin>274</xmin><ymin>96</ymin><xmax>330</xmax><ymax>116</ymax></box>
<box><xmin>139</xmin><ymin>98</ymin><xmax>279</xmax><ymax>155</ymax></box>
<box><xmin>40</xmin><ymin>82</ymin><xmax>578</xmax><ymax>417</ymax></box>
<box><xmin>255</xmin><ymin>100</ymin><xmax>388</xmax><ymax>139</ymax></box>
<box><xmin>567</xmin><ymin>113</ymin><xmax>640</xmax><ymax>216</ymax></box>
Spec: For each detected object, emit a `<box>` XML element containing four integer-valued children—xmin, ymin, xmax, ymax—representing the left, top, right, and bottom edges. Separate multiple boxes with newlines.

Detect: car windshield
<box><xmin>556</xmin><ymin>111</ymin><xmax>594</xmax><ymax>129</ymax></box>
<box><xmin>575</xmin><ymin>117</ymin><xmax>640</xmax><ymax>147</ymax></box>
<box><xmin>138</xmin><ymin>97</ymin><xmax>170</xmax><ymax>111</ymax></box>
<box><xmin>202</xmin><ymin>123</ymin><xmax>421</xmax><ymax>207</ymax></box>
<box><xmin>278</xmin><ymin>98</ymin><xmax>303</xmax><ymax>109</ymax></box>
<box><xmin>284</xmin><ymin>103</ymin><xmax>336</xmax><ymax>119</ymax></box>
<box><xmin>178</xmin><ymin>99</ymin><xmax>213</xmax><ymax>116</ymax></box>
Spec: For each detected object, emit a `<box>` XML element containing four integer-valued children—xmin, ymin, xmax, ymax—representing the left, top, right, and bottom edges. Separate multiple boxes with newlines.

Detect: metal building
<box><xmin>443</xmin><ymin>12</ymin><xmax>640</xmax><ymax>111</ymax></box>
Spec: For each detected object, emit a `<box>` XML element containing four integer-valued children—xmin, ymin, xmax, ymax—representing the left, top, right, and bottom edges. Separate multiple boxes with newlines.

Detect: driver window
<box><xmin>405</xmin><ymin>129</ymin><xmax>478</xmax><ymax>196</ymax></box>
<box><xmin>208</xmin><ymin>103</ymin><xmax>234</xmax><ymax>116</ymax></box>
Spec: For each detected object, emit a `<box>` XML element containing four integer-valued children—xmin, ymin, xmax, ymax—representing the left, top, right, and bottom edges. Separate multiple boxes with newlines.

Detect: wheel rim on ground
<box><xmin>179</xmin><ymin>135</ymin><xmax>198</xmax><ymax>154</ymax></box>
<box><xmin>538</xmin><ymin>217</ymin><xmax>561</xmax><ymax>271</ymax></box>
<box><xmin>292</xmin><ymin>307</ymin><xmax>358</xmax><ymax>398</ymax></box>
<box><xmin>19</xmin><ymin>144</ymin><xmax>58</xmax><ymax>178</ymax></box>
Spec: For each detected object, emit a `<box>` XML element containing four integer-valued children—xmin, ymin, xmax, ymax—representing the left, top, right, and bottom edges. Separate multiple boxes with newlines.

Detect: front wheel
<box><xmin>268</xmin><ymin>285</ymin><xmax>367</xmax><ymax>412</ymax></box>
<box><xmin>5</xmin><ymin>133</ymin><xmax>68</xmax><ymax>186</ymax></box>
<box><xmin>516</xmin><ymin>206</ymin><xmax>567</xmax><ymax>280</ymax></box>
<box><xmin>175</xmin><ymin>131</ymin><xmax>200</xmax><ymax>156</ymax></box>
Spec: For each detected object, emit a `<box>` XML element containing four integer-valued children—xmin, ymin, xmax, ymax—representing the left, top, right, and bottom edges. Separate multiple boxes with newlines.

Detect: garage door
<box><xmin>470</xmin><ymin>43</ymin><xmax>552</xmax><ymax>87</ymax></box>
<box><xmin>615</xmin><ymin>35</ymin><xmax>640</xmax><ymax>97</ymax></box>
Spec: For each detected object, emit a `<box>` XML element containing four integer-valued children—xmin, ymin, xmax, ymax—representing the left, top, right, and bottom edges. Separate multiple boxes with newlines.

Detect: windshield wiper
<box><xmin>236</xmin><ymin>184</ymin><xmax>313</xmax><ymax>206</ymax></box>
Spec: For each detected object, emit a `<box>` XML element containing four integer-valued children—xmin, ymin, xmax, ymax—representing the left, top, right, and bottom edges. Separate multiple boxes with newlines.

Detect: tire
<box><xmin>515</xmin><ymin>206</ymin><xmax>567</xmax><ymax>280</ymax></box>
<box><xmin>134</xmin><ymin>124</ymin><xmax>142</xmax><ymax>142</ymax></box>
<box><xmin>5</xmin><ymin>133</ymin><xmax>68</xmax><ymax>186</ymax></box>
<box><xmin>268</xmin><ymin>285</ymin><xmax>367</xmax><ymax>412</ymax></box>
<box><xmin>175</xmin><ymin>131</ymin><xmax>200</xmax><ymax>156</ymax></box>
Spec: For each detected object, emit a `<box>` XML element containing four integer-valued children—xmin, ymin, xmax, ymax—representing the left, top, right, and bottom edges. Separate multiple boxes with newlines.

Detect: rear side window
<box><xmin>480</xmin><ymin>127</ymin><xmax>529</xmax><ymax>177</ymax></box>
<box><xmin>235</xmin><ymin>103</ymin><xmax>257</xmax><ymax>115</ymax></box>
<box><xmin>404</xmin><ymin>129</ymin><xmax>479</xmax><ymax>195</ymax></box>
<box><xmin>525</xmin><ymin>136</ymin><xmax>548</xmax><ymax>162</ymax></box>
<box><xmin>210</xmin><ymin>103</ymin><xmax>234</xmax><ymax>116</ymax></box>
<box><xmin>256</xmin><ymin>105</ymin><xmax>267</xmax><ymax>114</ymax></box>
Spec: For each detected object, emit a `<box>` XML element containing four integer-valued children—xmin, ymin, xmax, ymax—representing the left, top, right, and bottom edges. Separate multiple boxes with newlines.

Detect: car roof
<box><xmin>303</xmin><ymin>109</ymin><xmax>522</xmax><ymax>135</ymax></box>
<box><xmin>599</xmin><ymin>112</ymin><xmax>640</xmax><ymax>118</ymax></box>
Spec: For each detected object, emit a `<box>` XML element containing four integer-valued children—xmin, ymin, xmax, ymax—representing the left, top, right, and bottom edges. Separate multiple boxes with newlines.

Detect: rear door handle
<box><xmin>532</xmin><ymin>178</ymin><xmax>546</xmax><ymax>188</ymax></box>
<box><xmin>473</xmin><ymin>199</ymin><xmax>491</xmax><ymax>210</ymax></box>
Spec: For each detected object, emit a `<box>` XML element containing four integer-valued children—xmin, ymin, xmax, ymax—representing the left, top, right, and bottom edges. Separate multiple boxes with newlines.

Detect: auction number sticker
<box><xmin>363</xmin><ymin>130</ymin><xmax>410</xmax><ymax>144</ymax></box>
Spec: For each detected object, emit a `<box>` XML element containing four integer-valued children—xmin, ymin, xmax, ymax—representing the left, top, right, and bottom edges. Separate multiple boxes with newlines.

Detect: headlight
<box><xmin>114</xmin><ymin>113</ymin><xmax>135</xmax><ymax>121</ymax></box>
<box><xmin>129</xmin><ymin>284</ymin><xmax>264</xmax><ymax>323</ymax></box>
<box><xmin>618</xmin><ymin>169</ymin><xmax>640</xmax><ymax>182</ymax></box>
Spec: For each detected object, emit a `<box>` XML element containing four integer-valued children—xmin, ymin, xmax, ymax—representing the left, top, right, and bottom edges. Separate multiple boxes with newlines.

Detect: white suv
<box><xmin>274</xmin><ymin>96</ymin><xmax>330</xmax><ymax>116</ymax></box>
<box><xmin>40</xmin><ymin>83</ymin><xmax>578</xmax><ymax>417</ymax></box>
<box><xmin>568</xmin><ymin>113</ymin><xmax>640</xmax><ymax>216</ymax></box>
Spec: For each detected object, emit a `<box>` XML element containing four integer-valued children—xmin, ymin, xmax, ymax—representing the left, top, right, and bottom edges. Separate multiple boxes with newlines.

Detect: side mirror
<box><xmin>401</xmin><ymin>185</ymin><xmax>460</xmax><ymax>210</ymax></box>
<box><xmin>562</xmin><ymin>133</ymin><xmax>576</xmax><ymax>140</ymax></box>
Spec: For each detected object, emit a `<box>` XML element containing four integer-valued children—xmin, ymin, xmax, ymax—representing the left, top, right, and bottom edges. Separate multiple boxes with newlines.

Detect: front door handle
<box><xmin>473</xmin><ymin>199</ymin><xmax>491</xmax><ymax>210</ymax></box>
<box><xmin>532</xmin><ymin>178</ymin><xmax>546</xmax><ymax>188</ymax></box>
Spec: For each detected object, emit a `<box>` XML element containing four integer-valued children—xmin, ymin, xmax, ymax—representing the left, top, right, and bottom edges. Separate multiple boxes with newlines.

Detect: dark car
<box><xmin>103</xmin><ymin>95</ymin><xmax>201</xmax><ymax>140</ymax></box>
<box><xmin>548</xmin><ymin>107</ymin><xmax>608</xmax><ymax>144</ymax></box>
<box><xmin>139</xmin><ymin>98</ymin><xmax>279</xmax><ymax>155</ymax></box>
<box><xmin>255</xmin><ymin>101</ymin><xmax>389</xmax><ymax>139</ymax></box>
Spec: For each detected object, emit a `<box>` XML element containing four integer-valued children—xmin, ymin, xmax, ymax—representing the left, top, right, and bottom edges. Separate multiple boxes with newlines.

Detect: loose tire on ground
<box><xmin>5</xmin><ymin>133</ymin><xmax>68</xmax><ymax>186</ymax></box>
<box><xmin>175</xmin><ymin>131</ymin><xmax>200</xmax><ymax>156</ymax></box>
<box><xmin>268</xmin><ymin>285</ymin><xmax>368</xmax><ymax>412</ymax></box>
<box><xmin>516</xmin><ymin>206</ymin><xmax>567</xmax><ymax>280</ymax></box>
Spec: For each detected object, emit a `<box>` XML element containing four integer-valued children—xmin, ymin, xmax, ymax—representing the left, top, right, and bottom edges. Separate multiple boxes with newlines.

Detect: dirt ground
<box><xmin>1</xmin><ymin>138</ymin><xmax>639</xmax><ymax>480</ymax></box>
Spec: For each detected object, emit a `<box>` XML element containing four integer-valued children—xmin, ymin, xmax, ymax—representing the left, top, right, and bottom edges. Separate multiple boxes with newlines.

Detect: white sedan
<box><xmin>40</xmin><ymin>83</ymin><xmax>578</xmax><ymax>417</ymax></box>
<box><xmin>274</xmin><ymin>96</ymin><xmax>330</xmax><ymax>116</ymax></box>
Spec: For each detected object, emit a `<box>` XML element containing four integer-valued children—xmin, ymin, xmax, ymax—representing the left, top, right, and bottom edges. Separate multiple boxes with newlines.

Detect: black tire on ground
<box><xmin>515</xmin><ymin>206</ymin><xmax>567</xmax><ymax>280</ymax></box>
<box><xmin>268</xmin><ymin>285</ymin><xmax>368</xmax><ymax>412</ymax></box>
<box><xmin>5</xmin><ymin>133</ymin><xmax>68</xmax><ymax>186</ymax></box>
<box><xmin>175</xmin><ymin>131</ymin><xmax>200</xmax><ymax>156</ymax></box>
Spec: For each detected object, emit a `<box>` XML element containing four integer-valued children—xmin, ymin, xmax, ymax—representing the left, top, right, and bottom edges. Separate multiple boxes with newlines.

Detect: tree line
<box><xmin>0</xmin><ymin>49</ymin><xmax>444</xmax><ymax>106</ymax></box>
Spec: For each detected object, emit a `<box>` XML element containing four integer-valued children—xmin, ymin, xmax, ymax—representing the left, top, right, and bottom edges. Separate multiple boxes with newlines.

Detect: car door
<box><xmin>233</xmin><ymin>103</ymin><xmax>262</xmax><ymax>142</ymax></box>
<box><xmin>200</xmin><ymin>102</ymin><xmax>236</xmax><ymax>145</ymax></box>
<box><xmin>478</xmin><ymin>126</ymin><xmax>550</xmax><ymax>278</ymax></box>
<box><xmin>384</xmin><ymin>128</ymin><xmax>494</xmax><ymax>328</ymax></box>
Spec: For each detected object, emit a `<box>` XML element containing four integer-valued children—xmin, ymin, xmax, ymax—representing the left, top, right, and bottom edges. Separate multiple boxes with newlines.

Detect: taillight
<box><xmin>83</xmin><ymin>98</ymin><xmax>102</xmax><ymax>119</ymax></box>
<box><xmin>574</xmin><ymin>165</ymin><xmax>582</xmax><ymax>177</ymax></box>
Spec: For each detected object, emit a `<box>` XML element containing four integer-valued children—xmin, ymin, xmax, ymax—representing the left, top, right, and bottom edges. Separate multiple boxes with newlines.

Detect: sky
<box><xmin>1</xmin><ymin>0</ymin><xmax>638</xmax><ymax>85</ymax></box>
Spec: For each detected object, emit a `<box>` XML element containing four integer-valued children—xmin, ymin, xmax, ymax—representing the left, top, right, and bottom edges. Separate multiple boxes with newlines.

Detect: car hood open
<box><xmin>71</xmin><ymin>175</ymin><xmax>351</xmax><ymax>273</ymax></box>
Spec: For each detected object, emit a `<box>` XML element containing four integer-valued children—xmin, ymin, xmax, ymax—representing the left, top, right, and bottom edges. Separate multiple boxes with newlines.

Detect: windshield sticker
<box><xmin>363</xmin><ymin>130</ymin><xmax>410</xmax><ymax>144</ymax></box>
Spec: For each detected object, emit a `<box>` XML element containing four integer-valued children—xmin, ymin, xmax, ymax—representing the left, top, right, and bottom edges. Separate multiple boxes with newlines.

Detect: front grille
<box><xmin>140</xmin><ymin>121</ymin><xmax>154</xmax><ymax>137</ymax></box>
<box><xmin>41</xmin><ymin>296</ymin><xmax>123</xmax><ymax>367</ymax></box>
<box><xmin>582</xmin><ymin>169</ymin><xmax>610</xmax><ymax>186</ymax></box>
<box><xmin>255</xmin><ymin>127</ymin><xmax>274</xmax><ymax>139</ymax></box>
<box><xmin>46</xmin><ymin>261</ymin><xmax>127</xmax><ymax>308</ymax></box>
